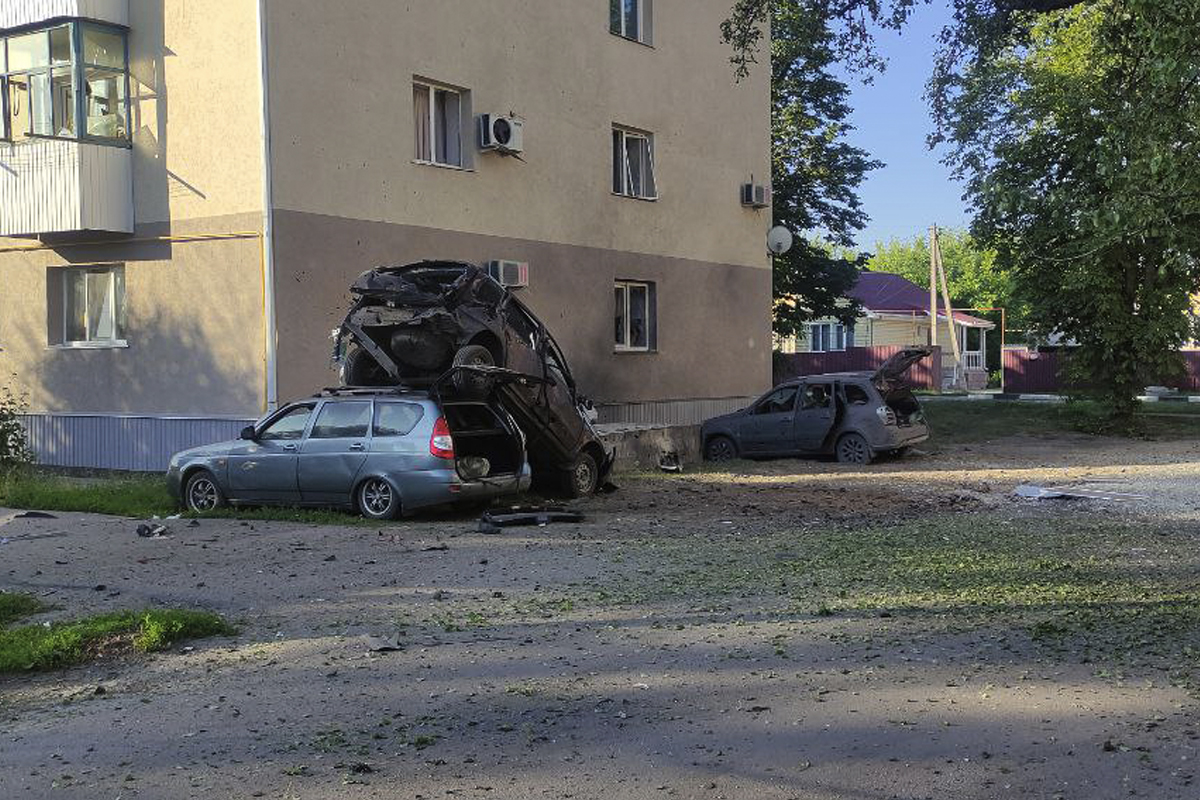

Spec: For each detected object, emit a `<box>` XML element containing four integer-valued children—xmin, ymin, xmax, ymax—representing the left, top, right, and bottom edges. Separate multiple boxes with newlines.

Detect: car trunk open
<box><xmin>442</xmin><ymin>402</ymin><xmax>524</xmax><ymax>479</ymax></box>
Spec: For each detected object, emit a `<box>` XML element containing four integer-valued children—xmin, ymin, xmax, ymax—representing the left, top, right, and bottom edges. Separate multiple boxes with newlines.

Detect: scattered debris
<box><xmin>478</xmin><ymin>506</ymin><xmax>585</xmax><ymax>534</ymax></box>
<box><xmin>658</xmin><ymin>452</ymin><xmax>683</xmax><ymax>473</ymax></box>
<box><xmin>1014</xmin><ymin>484</ymin><xmax>1147</xmax><ymax>502</ymax></box>
<box><xmin>365</xmin><ymin>634</ymin><xmax>403</xmax><ymax>652</ymax></box>
<box><xmin>14</xmin><ymin>511</ymin><xmax>58</xmax><ymax>519</ymax></box>
<box><xmin>422</xmin><ymin>544</ymin><xmax>450</xmax><ymax>552</ymax></box>
<box><xmin>136</xmin><ymin>523</ymin><xmax>169</xmax><ymax>538</ymax></box>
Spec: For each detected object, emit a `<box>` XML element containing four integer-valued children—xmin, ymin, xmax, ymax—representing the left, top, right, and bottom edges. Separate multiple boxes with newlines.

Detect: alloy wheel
<box><xmin>361</xmin><ymin>479</ymin><xmax>394</xmax><ymax>517</ymax></box>
<box><xmin>188</xmin><ymin>477</ymin><xmax>218</xmax><ymax>512</ymax></box>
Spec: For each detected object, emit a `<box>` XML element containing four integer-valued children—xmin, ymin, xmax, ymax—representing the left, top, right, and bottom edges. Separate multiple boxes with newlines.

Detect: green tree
<box><xmin>748</xmin><ymin>4</ymin><xmax>884</xmax><ymax>338</ymax></box>
<box><xmin>933</xmin><ymin>0</ymin><xmax>1200</xmax><ymax>421</ymax></box>
<box><xmin>867</xmin><ymin>230</ymin><xmax>1014</xmax><ymax>315</ymax></box>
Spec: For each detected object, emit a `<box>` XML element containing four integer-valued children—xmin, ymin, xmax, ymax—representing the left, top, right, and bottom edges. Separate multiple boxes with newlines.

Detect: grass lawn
<box><xmin>922</xmin><ymin>399</ymin><xmax>1200</xmax><ymax>443</ymax></box>
<box><xmin>0</xmin><ymin>592</ymin><xmax>235</xmax><ymax>674</ymax></box>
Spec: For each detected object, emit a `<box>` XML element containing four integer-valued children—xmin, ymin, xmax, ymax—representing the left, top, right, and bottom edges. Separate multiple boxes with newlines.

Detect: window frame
<box><xmin>57</xmin><ymin>265</ymin><xmax>127</xmax><ymax>349</ymax></box>
<box><xmin>609</xmin><ymin>0</ymin><xmax>653</xmax><ymax>45</ymax></box>
<box><xmin>806</xmin><ymin>322</ymin><xmax>852</xmax><ymax>353</ymax></box>
<box><xmin>1</xmin><ymin>20</ymin><xmax>131</xmax><ymax>146</ymax></box>
<box><xmin>612</xmin><ymin>125</ymin><xmax>657</xmax><ymax>200</ymax></box>
<box><xmin>413</xmin><ymin>78</ymin><xmax>466</xmax><ymax>169</ymax></box>
<box><xmin>614</xmin><ymin>279</ymin><xmax>655</xmax><ymax>353</ymax></box>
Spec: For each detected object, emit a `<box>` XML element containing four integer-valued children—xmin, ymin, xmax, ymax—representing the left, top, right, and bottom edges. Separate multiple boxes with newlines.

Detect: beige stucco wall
<box><xmin>264</xmin><ymin>0</ymin><xmax>771</xmax><ymax>270</ymax></box>
<box><xmin>0</xmin><ymin>2</ymin><xmax>267</xmax><ymax>415</ymax></box>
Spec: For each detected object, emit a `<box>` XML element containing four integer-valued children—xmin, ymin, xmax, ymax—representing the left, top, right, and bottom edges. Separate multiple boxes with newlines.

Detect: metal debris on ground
<box><xmin>136</xmin><ymin>523</ymin><xmax>170</xmax><ymax>538</ymax></box>
<box><xmin>14</xmin><ymin>511</ymin><xmax>58</xmax><ymax>519</ymax></box>
<box><xmin>1014</xmin><ymin>484</ymin><xmax>1148</xmax><ymax>502</ymax></box>
<box><xmin>478</xmin><ymin>506</ymin><xmax>585</xmax><ymax>534</ymax></box>
<box><xmin>658</xmin><ymin>452</ymin><xmax>683</xmax><ymax>473</ymax></box>
<box><xmin>365</xmin><ymin>634</ymin><xmax>403</xmax><ymax>652</ymax></box>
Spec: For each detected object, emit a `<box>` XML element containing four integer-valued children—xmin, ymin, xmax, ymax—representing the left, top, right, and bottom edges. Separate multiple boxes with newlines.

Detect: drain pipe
<box><xmin>256</xmin><ymin>0</ymin><xmax>279</xmax><ymax>412</ymax></box>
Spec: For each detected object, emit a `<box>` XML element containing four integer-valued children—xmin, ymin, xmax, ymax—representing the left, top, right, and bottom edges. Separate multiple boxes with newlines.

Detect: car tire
<box><xmin>184</xmin><ymin>469</ymin><xmax>226</xmax><ymax>514</ymax></box>
<box><xmin>562</xmin><ymin>452</ymin><xmax>599</xmax><ymax>498</ymax></box>
<box><xmin>357</xmin><ymin>477</ymin><xmax>401</xmax><ymax>520</ymax></box>
<box><xmin>452</xmin><ymin>344</ymin><xmax>496</xmax><ymax>395</ymax></box>
<box><xmin>835</xmin><ymin>433</ymin><xmax>873</xmax><ymax>465</ymax></box>
<box><xmin>704</xmin><ymin>435</ymin><xmax>737</xmax><ymax>462</ymax></box>
<box><xmin>342</xmin><ymin>345</ymin><xmax>391</xmax><ymax>387</ymax></box>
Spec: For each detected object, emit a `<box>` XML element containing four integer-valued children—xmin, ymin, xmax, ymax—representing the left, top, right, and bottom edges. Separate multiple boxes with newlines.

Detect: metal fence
<box><xmin>773</xmin><ymin>346</ymin><xmax>943</xmax><ymax>390</ymax></box>
<box><xmin>1003</xmin><ymin>348</ymin><xmax>1200</xmax><ymax>394</ymax></box>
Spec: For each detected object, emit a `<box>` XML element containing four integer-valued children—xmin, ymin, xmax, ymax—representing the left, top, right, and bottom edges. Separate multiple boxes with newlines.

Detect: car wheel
<box><xmin>357</xmin><ymin>477</ymin><xmax>401</xmax><ymax>520</ymax></box>
<box><xmin>704</xmin><ymin>435</ymin><xmax>737</xmax><ymax>462</ymax></box>
<box><xmin>562</xmin><ymin>452</ymin><xmax>599</xmax><ymax>498</ymax></box>
<box><xmin>342</xmin><ymin>345</ymin><xmax>391</xmax><ymax>387</ymax></box>
<box><xmin>184</xmin><ymin>469</ymin><xmax>226</xmax><ymax>514</ymax></box>
<box><xmin>835</xmin><ymin>433</ymin><xmax>873</xmax><ymax>465</ymax></box>
<box><xmin>452</xmin><ymin>344</ymin><xmax>496</xmax><ymax>396</ymax></box>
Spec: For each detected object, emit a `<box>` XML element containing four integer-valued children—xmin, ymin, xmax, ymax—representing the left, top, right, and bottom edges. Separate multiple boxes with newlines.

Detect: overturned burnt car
<box><xmin>332</xmin><ymin>260</ymin><xmax>613</xmax><ymax>496</ymax></box>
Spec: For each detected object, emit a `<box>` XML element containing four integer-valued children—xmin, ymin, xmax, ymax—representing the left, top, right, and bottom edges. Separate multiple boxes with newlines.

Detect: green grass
<box><xmin>0</xmin><ymin>469</ymin><xmax>373</xmax><ymax>524</ymax></box>
<box><xmin>0</xmin><ymin>605</ymin><xmax>235</xmax><ymax>673</ymax></box>
<box><xmin>0</xmin><ymin>592</ymin><xmax>50</xmax><ymax>626</ymax></box>
<box><xmin>922</xmin><ymin>399</ymin><xmax>1200</xmax><ymax>443</ymax></box>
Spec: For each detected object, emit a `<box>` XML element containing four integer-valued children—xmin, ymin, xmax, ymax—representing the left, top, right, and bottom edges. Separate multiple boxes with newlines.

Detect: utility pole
<box><xmin>929</xmin><ymin>226</ymin><xmax>938</xmax><ymax>347</ymax></box>
<box><xmin>931</xmin><ymin>226</ymin><xmax>962</xmax><ymax>387</ymax></box>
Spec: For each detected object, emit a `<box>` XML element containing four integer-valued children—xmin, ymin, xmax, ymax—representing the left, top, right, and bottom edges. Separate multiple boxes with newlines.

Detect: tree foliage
<box><xmin>934</xmin><ymin>0</ymin><xmax>1200</xmax><ymax>420</ymax></box>
<box><xmin>867</xmin><ymin>229</ymin><xmax>1014</xmax><ymax>314</ymax></box>
<box><xmin>743</xmin><ymin>3</ymin><xmax>883</xmax><ymax>337</ymax></box>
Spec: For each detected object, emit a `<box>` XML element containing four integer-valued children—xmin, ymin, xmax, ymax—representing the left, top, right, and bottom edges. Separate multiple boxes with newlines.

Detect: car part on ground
<box><xmin>332</xmin><ymin>261</ymin><xmax>613</xmax><ymax>495</ymax></box>
<box><xmin>699</xmin><ymin>347</ymin><xmax>932</xmax><ymax>464</ymax></box>
<box><xmin>477</xmin><ymin>506</ymin><xmax>585</xmax><ymax>534</ymax></box>
<box><xmin>167</xmin><ymin>388</ymin><xmax>532</xmax><ymax>518</ymax></box>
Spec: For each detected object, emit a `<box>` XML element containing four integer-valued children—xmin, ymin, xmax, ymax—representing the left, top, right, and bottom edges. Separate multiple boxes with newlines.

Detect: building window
<box><xmin>413</xmin><ymin>80</ymin><xmax>464</xmax><ymax>167</ymax></box>
<box><xmin>609</xmin><ymin>0</ymin><xmax>652</xmax><ymax>44</ymax></box>
<box><xmin>52</xmin><ymin>266</ymin><xmax>126</xmax><ymax>346</ymax></box>
<box><xmin>612</xmin><ymin>126</ymin><xmax>657</xmax><ymax>199</ymax></box>
<box><xmin>806</xmin><ymin>322</ymin><xmax>854</xmax><ymax>352</ymax></box>
<box><xmin>1</xmin><ymin>21</ymin><xmax>130</xmax><ymax>143</ymax></box>
<box><xmin>614</xmin><ymin>280</ymin><xmax>656</xmax><ymax>351</ymax></box>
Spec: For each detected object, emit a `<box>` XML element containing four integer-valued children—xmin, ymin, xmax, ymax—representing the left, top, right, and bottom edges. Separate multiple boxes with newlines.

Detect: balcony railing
<box><xmin>0</xmin><ymin>138</ymin><xmax>133</xmax><ymax>236</ymax></box>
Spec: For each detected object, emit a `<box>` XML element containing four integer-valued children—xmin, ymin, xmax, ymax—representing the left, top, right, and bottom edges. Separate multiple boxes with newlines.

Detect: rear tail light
<box><xmin>430</xmin><ymin>416</ymin><xmax>454</xmax><ymax>459</ymax></box>
<box><xmin>876</xmin><ymin>405</ymin><xmax>897</xmax><ymax>426</ymax></box>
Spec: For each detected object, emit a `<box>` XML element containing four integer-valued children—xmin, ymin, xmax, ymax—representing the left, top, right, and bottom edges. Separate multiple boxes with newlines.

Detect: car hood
<box><xmin>171</xmin><ymin>440</ymin><xmax>236</xmax><ymax>462</ymax></box>
<box><xmin>702</xmin><ymin>408</ymin><xmax>748</xmax><ymax>430</ymax></box>
<box><xmin>349</xmin><ymin>261</ymin><xmax>477</xmax><ymax>305</ymax></box>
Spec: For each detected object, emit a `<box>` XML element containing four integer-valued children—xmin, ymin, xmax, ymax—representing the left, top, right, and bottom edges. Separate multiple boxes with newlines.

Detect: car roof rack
<box><xmin>314</xmin><ymin>385</ymin><xmax>425</xmax><ymax>397</ymax></box>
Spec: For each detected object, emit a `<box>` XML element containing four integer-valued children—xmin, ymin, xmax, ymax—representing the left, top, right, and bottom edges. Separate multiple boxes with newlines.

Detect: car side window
<box><xmin>844</xmin><ymin>384</ymin><xmax>870</xmax><ymax>405</ymax></box>
<box><xmin>801</xmin><ymin>383</ymin><xmax>832</xmax><ymax>409</ymax></box>
<box><xmin>373</xmin><ymin>402</ymin><xmax>424</xmax><ymax>437</ymax></box>
<box><xmin>258</xmin><ymin>405</ymin><xmax>314</xmax><ymax>441</ymax></box>
<box><xmin>755</xmin><ymin>386</ymin><xmax>798</xmax><ymax>415</ymax></box>
<box><xmin>310</xmin><ymin>401</ymin><xmax>371</xmax><ymax>439</ymax></box>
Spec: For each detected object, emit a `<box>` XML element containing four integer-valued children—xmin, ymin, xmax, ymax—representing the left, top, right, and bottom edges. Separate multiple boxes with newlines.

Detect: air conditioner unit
<box><xmin>486</xmin><ymin>259</ymin><xmax>529</xmax><ymax>288</ymax></box>
<box><xmin>741</xmin><ymin>182</ymin><xmax>771</xmax><ymax>208</ymax></box>
<box><xmin>478</xmin><ymin>113</ymin><xmax>525</xmax><ymax>154</ymax></box>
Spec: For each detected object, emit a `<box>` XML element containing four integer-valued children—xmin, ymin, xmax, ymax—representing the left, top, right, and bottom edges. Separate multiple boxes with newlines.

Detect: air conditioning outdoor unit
<box><xmin>487</xmin><ymin>259</ymin><xmax>529</xmax><ymax>288</ymax></box>
<box><xmin>741</xmin><ymin>182</ymin><xmax>771</xmax><ymax>208</ymax></box>
<box><xmin>478</xmin><ymin>113</ymin><xmax>525</xmax><ymax>154</ymax></box>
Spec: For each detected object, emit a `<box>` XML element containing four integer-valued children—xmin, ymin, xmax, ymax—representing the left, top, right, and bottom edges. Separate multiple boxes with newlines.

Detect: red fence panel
<box><xmin>1003</xmin><ymin>348</ymin><xmax>1200</xmax><ymax>394</ymax></box>
<box><xmin>773</xmin><ymin>346</ymin><xmax>942</xmax><ymax>390</ymax></box>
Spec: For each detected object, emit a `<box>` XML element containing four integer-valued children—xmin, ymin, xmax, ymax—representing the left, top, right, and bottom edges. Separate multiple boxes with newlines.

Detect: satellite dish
<box><xmin>767</xmin><ymin>226</ymin><xmax>794</xmax><ymax>255</ymax></box>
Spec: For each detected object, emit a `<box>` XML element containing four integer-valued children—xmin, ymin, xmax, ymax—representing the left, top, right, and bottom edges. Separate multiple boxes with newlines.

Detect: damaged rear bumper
<box><xmin>399</xmin><ymin>464</ymin><xmax>533</xmax><ymax>511</ymax></box>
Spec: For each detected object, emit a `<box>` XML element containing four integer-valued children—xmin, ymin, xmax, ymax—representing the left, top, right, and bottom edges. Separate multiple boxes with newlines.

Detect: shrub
<box><xmin>0</xmin><ymin>383</ymin><xmax>34</xmax><ymax>471</ymax></box>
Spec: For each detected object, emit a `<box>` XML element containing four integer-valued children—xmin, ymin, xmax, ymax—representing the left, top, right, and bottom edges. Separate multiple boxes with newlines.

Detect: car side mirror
<box><xmin>239</xmin><ymin>426</ymin><xmax>257</xmax><ymax>441</ymax></box>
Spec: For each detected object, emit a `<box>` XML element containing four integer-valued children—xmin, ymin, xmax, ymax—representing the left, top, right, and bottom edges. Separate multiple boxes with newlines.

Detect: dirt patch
<box><xmin>1</xmin><ymin>433</ymin><xmax>1199</xmax><ymax>799</ymax></box>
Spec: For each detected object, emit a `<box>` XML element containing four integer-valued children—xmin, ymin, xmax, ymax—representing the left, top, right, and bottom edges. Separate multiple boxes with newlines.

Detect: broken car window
<box><xmin>801</xmin><ymin>384</ymin><xmax>832</xmax><ymax>410</ymax></box>
<box><xmin>844</xmin><ymin>384</ymin><xmax>870</xmax><ymax>405</ymax></box>
<box><xmin>259</xmin><ymin>405</ymin><xmax>314</xmax><ymax>441</ymax></box>
<box><xmin>755</xmin><ymin>386</ymin><xmax>798</xmax><ymax>415</ymax></box>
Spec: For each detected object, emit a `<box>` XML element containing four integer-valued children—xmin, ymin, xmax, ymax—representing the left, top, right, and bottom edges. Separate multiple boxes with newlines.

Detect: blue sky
<box><xmin>836</xmin><ymin>1</ymin><xmax>970</xmax><ymax>251</ymax></box>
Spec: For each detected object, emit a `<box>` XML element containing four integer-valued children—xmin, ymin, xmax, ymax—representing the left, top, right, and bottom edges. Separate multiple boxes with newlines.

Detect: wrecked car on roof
<box><xmin>331</xmin><ymin>260</ymin><xmax>613</xmax><ymax>496</ymax></box>
<box><xmin>700</xmin><ymin>347</ymin><xmax>932</xmax><ymax>465</ymax></box>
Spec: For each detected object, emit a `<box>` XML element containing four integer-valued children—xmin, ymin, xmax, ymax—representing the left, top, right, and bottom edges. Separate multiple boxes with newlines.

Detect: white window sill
<box><xmin>611</xmin><ymin>192</ymin><xmax>659</xmax><ymax>202</ymax></box>
<box><xmin>614</xmin><ymin>347</ymin><xmax>655</xmax><ymax>354</ymax></box>
<box><xmin>50</xmin><ymin>340</ymin><xmax>130</xmax><ymax>350</ymax></box>
<box><xmin>412</xmin><ymin>159</ymin><xmax>473</xmax><ymax>172</ymax></box>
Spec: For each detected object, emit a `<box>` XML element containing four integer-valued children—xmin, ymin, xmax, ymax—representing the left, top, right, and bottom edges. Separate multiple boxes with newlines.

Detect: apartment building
<box><xmin>0</xmin><ymin>0</ymin><xmax>772</xmax><ymax>469</ymax></box>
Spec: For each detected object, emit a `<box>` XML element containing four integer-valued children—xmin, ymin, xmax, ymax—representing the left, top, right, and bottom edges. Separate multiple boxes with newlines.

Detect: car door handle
<box><xmin>349</xmin><ymin>442</ymin><xmax>365</xmax><ymax>451</ymax></box>
<box><xmin>282</xmin><ymin>443</ymin><xmax>297</xmax><ymax>451</ymax></box>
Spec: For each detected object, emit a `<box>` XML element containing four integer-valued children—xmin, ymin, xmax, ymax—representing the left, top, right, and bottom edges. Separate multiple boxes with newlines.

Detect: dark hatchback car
<box><xmin>332</xmin><ymin>260</ymin><xmax>612</xmax><ymax>496</ymax></box>
<box><xmin>168</xmin><ymin>388</ymin><xmax>531</xmax><ymax>519</ymax></box>
<box><xmin>700</xmin><ymin>348</ymin><xmax>932</xmax><ymax>464</ymax></box>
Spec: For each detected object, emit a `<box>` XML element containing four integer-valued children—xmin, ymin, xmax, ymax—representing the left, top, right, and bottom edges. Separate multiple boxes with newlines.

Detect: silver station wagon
<box><xmin>167</xmin><ymin>388</ymin><xmax>531</xmax><ymax>519</ymax></box>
